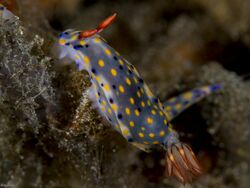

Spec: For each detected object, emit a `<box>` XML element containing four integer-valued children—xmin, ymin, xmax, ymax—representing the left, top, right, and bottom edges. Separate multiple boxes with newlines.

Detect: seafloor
<box><xmin>0</xmin><ymin>0</ymin><xmax>250</xmax><ymax>187</ymax></box>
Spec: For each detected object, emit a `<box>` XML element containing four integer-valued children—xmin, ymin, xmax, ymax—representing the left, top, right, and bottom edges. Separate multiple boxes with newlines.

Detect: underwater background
<box><xmin>0</xmin><ymin>0</ymin><xmax>250</xmax><ymax>187</ymax></box>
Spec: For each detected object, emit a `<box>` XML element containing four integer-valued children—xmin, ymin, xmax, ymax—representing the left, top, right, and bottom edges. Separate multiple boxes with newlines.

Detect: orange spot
<box><xmin>159</xmin><ymin>131</ymin><xmax>165</xmax><ymax>137</ymax></box>
<box><xmin>147</xmin><ymin>117</ymin><xmax>153</xmax><ymax>124</ymax></box>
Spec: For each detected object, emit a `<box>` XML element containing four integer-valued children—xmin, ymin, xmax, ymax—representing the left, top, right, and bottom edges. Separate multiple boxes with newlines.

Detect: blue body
<box><xmin>55</xmin><ymin>30</ymin><xmax>221</xmax><ymax>150</ymax></box>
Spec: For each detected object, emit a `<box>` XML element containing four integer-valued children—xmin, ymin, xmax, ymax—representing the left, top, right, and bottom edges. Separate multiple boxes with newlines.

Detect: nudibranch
<box><xmin>54</xmin><ymin>13</ymin><xmax>221</xmax><ymax>183</ymax></box>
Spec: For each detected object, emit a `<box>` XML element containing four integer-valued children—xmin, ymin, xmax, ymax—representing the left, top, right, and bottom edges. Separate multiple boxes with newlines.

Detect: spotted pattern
<box><xmin>56</xmin><ymin>29</ymin><xmax>221</xmax><ymax>149</ymax></box>
<box><xmin>163</xmin><ymin>84</ymin><xmax>222</xmax><ymax>120</ymax></box>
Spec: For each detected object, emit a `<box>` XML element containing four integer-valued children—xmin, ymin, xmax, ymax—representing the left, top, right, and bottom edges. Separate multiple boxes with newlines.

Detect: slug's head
<box><xmin>53</xmin><ymin>30</ymin><xmax>81</xmax><ymax>60</ymax></box>
<box><xmin>58</xmin><ymin>13</ymin><xmax>117</xmax><ymax>46</ymax></box>
<box><xmin>54</xmin><ymin>13</ymin><xmax>117</xmax><ymax>60</ymax></box>
<box><xmin>163</xmin><ymin>132</ymin><xmax>202</xmax><ymax>184</ymax></box>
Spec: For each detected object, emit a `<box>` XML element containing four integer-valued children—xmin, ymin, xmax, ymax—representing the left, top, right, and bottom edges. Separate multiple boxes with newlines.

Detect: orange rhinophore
<box><xmin>79</xmin><ymin>29</ymin><xmax>98</xmax><ymax>38</ymax></box>
<box><xmin>97</xmin><ymin>13</ymin><xmax>117</xmax><ymax>31</ymax></box>
<box><xmin>79</xmin><ymin>13</ymin><xmax>117</xmax><ymax>39</ymax></box>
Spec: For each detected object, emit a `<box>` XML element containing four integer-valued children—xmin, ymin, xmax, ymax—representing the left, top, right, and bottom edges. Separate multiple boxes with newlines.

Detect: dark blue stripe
<box><xmin>210</xmin><ymin>84</ymin><xmax>222</xmax><ymax>92</ymax></box>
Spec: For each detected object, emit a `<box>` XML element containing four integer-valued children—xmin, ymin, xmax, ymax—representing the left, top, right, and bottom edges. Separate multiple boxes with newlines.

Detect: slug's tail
<box><xmin>164</xmin><ymin>84</ymin><xmax>222</xmax><ymax>121</ymax></box>
<box><xmin>165</xmin><ymin>143</ymin><xmax>202</xmax><ymax>184</ymax></box>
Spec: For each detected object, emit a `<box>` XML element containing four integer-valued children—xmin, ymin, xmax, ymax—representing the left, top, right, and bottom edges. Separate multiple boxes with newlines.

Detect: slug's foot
<box><xmin>165</xmin><ymin>143</ymin><xmax>202</xmax><ymax>184</ymax></box>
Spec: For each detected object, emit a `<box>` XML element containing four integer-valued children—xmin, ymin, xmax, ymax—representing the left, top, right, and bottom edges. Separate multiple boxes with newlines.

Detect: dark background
<box><xmin>0</xmin><ymin>0</ymin><xmax>250</xmax><ymax>187</ymax></box>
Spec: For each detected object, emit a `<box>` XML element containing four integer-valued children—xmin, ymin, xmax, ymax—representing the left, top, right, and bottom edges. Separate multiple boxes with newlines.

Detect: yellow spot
<box><xmin>108</xmin><ymin>108</ymin><xmax>112</xmax><ymax>114</ymax></box>
<box><xmin>104</xmin><ymin>84</ymin><xmax>110</xmax><ymax>92</ymax></box>
<box><xmin>111</xmin><ymin>104</ymin><xmax>118</xmax><ymax>111</ymax></box>
<box><xmin>166</xmin><ymin>114</ymin><xmax>171</xmax><ymax>121</ymax></box>
<box><xmin>105</xmin><ymin>48</ymin><xmax>111</xmax><ymax>56</ymax></box>
<box><xmin>133</xmin><ymin>77</ymin><xmax>138</xmax><ymax>84</ymax></box>
<box><xmin>129</xmin><ymin>121</ymin><xmax>135</xmax><ymax>127</ymax></box>
<box><xmin>118</xmin><ymin>59</ymin><xmax>124</xmax><ymax>65</ymax></box>
<box><xmin>147</xmin><ymin>100</ymin><xmax>151</xmax><ymax>106</ymax></box>
<box><xmin>137</xmin><ymin>91</ymin><xmax>141</xmax><ymax>98</ymax></box>
<box><xmin>149</xmin><ymin>133</ymin><xmax>155</xmax><ymax>138</ymax></box>
<box><xmin>71</xmin><ymin>35</ymin><xmax>77</xmax><ymax>40</ymax></box>
<box><xmin>95</xmin><ymin>93</ymin><xmax>98</xmax><ymax>99</ymax></box>
<box><xmin>141</xmin><ymin>127</ymin><xmax>145</xmax><ymax>131</ymax></box>
<box><xmin>125</xmin><ymin>78</ymin><xmax>131</xmax><ymax>85</ymax></box>
<box><xmin>153</xmin><ymin>141</ymin><xmax>159</xmax><ymax>144</ymax></box>
<box><xmin>111</xmin><ymin>68</ymin><xmax>117</xmax><ymax>77</ymax></box>
<box><xmin>74</xmin><ymin>54</ymin><xmax>80</xmax><ymax>59</ymax></box>
<box><xmin>80</xmin><ymin>40</ymin><xmax>86</xmax><ymax>45</ymax></box>
<box><xmin>165</xmin><ymin>106</ymin><xmax>171</xmax><ymax>111</ymax></box>
<box><xmin>143</xmin><ymin>141</ymin><xmax>149</xmax><ymax>144</ymax></box>
<box><xmin>115</xmin><ymin>50</ymin><xmax>120</xmax><ymax>56</ymax></box>
<box><xmin>164</xmin><ymin>119</ymin><xmax>167</xmax><ymax>125</ymax></box>
<box><xmin>135</xmin><ymin>109</ymin><xmax>140</xmax><ymax>116</ymax></box>
<box><xmin>59</xmin><ymin>39</ymin><xmax>66</xmax><ymax>45</ymax></box>
<box><xmin>125</xmin><ymin>107</ymin><xmax>130</xmax><ymax>115</ymax></box>
<box><xmin>134</xmin><ymin>69</ymin><xmax>140</xmax><ymax>75</ymax></box>
<box><xmin>159</xmin><ymin>111</ymin><xmax>163</xmax><ymax>116</ymax></box>
<box><xmin>102</xmin><ymin>101</ymin><xmax>107</xmax><ymax>106</ymax></box>
<box><xmin>119</xmin><ymin>85</ymin><xmax>125</xmax><ymax>93</ymax></box>
<box><xmin>138</xmin><ymin>132</ymin><xmax>144</xmax><ymax>138</ymax></box>
<box><xmin>84</xmin><ymin>63</ymin><xmax>89</xmax><ymax>69</ymax></box>
<box><xmin>141</xmin><ymin>101</ymin><xmax>145</xmax><ymax>107</ymax></box>
<box><xmin>147</xmin><ymin>117</ymin><xmax>153</xmax><ymax>124</ymax></box>
<box><xmin>130</xmin><ymin>98</ymin><xmax>135</xmax><ymax>105</ymax></box>
<box><xmin>159</xmin><ymin>130</ymin><xmax>165</xmax><ymax>137</ymax></box>
<box><xmin>145</xmin><ymin>87</ymin><xmax>154</xmax><ymax>98</ymax></box>
<box><xmin>123</xmin><ymin>129</ymin><xmax>129</xmax><ymax>136</ymax></box>
<box><xmin>175</xmin><ymin>103</ymin><xmax>182</xmax><ymax>110</ymax></box>
<box><xmin>184</xmin><ymin>92</ymin><xmax>193</xmax><ymax>99</ymax></box>
<box><xmin>153</xmin><ymin>105</ymin><xmax>158</xmax><ymax>109</ymax></box>
<box><xmin>168</xmin><ymin>98</ymin><xmax>176</xmax><ymax>102</ymax></box>
<box><xmin>151</xmin><ymin>110</ymin><xmax>156</xmax><ymax>115</ymax></box>
<box><xmin>101</xmin><ymin>106</ymin><xmax>105</xmax><ymax>111</ymax></box>
<box><xmin>115</xmin><ymin>124</ymin><xmax>119</xmax><ymax>129</ymax></box>
<box><xmin>98</xmin><ymin>59</ymin><xmax>105</xmax><ymax>67</ymax></box>
<box><xmin>95</xmin><ymin>76</ymin><xmax>101</xmax><ymax>83</ymax></box>
<box><xmin>94</xmin><ymin>38</ymin><xmax>101</xmax><ymax>43</ymax></box>
<box><xmin>83</xmin><ymin>56</ymin><xmax>90</xmax><ymax>63</ymax></box>
<box><xmin>159</xmin><ymin>101</ymin><xmax>164</xmax><ymax>108</ymax></box>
